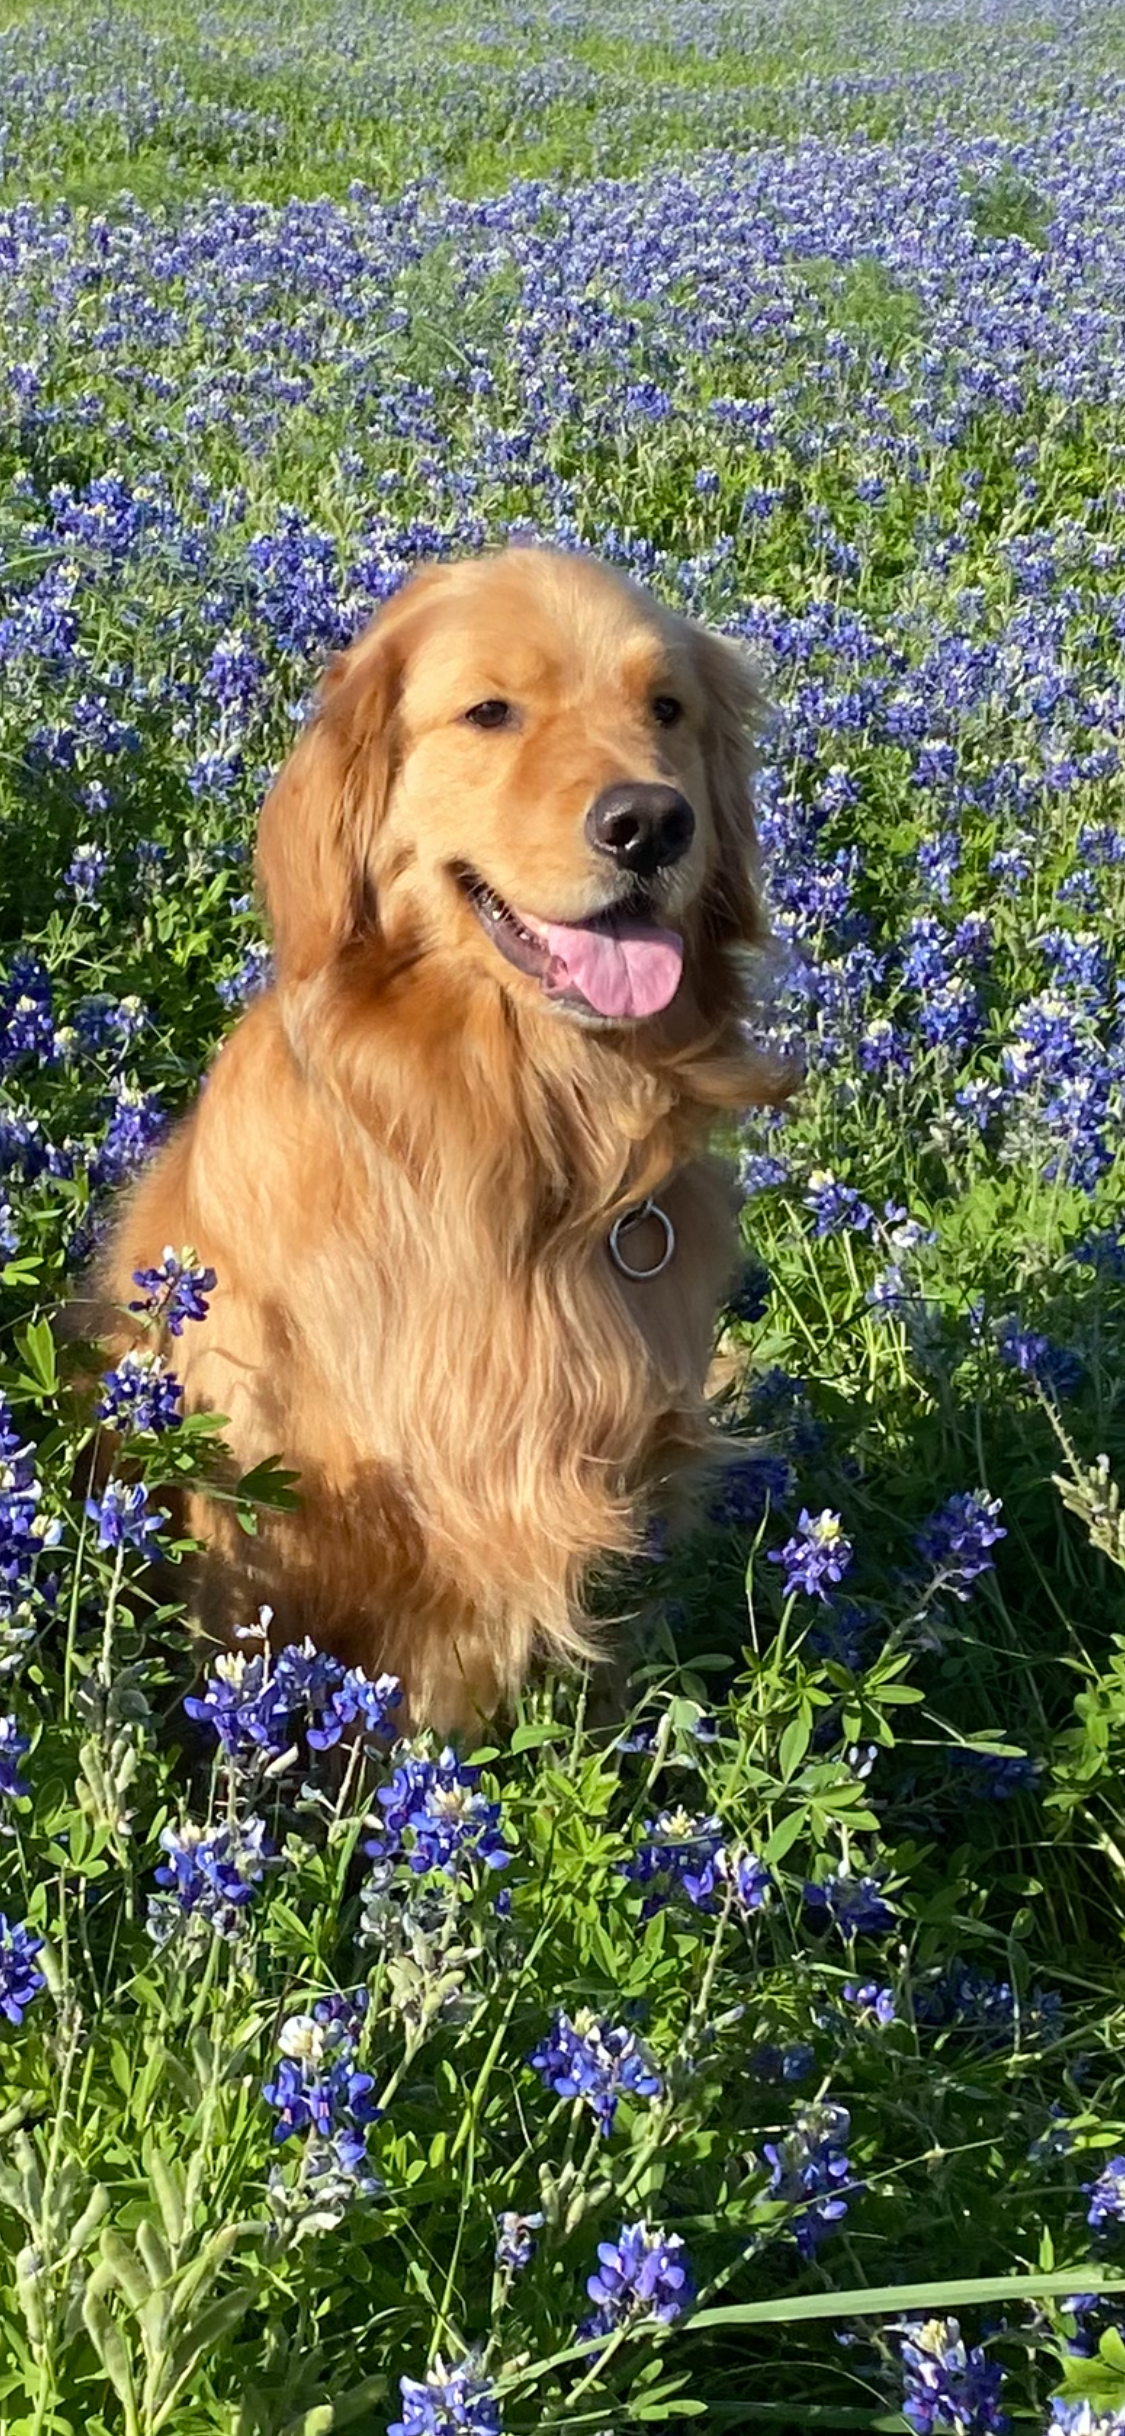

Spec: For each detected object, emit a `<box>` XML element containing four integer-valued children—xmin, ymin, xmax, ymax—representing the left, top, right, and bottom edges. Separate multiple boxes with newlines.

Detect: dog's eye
<box><xmin>652</xmin><ymin>695</ymin><xmax>683</xmax><ymax>727</ymax></box>
<box><xmin>463</xmin><ymin>699</ymin><xmax>512</xmax><ymax>730</ymax></box>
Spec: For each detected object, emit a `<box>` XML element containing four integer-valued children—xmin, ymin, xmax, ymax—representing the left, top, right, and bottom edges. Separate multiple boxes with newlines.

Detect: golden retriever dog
<box><xmin>93</xmin><ymin>546</ymin><xmax>785</xmax><ymax>1732</ymax></box>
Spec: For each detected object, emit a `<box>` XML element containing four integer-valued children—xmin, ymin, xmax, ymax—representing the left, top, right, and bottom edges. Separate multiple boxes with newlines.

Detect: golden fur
<box><xmin>90</xmin><ymin>546</ymin><xmax>786</xmax><ymax>1732</ymax></box>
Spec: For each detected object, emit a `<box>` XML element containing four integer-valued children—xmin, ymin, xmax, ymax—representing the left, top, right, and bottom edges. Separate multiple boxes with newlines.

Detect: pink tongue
<box><xmin>534</xmin><ymin>911</ymin><xmax>684</xmax><ymax>1019</ymax></box>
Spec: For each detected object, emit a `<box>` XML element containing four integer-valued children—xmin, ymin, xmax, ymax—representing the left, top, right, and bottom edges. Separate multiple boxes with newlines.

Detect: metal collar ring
<box><xmin>608</xmin><ymin>1195</ymin><xmax>676</xmax><ymax>1282</ymax></box>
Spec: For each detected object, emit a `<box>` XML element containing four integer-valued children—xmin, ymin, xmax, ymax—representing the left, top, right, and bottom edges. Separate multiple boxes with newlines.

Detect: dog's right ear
<box><xmin>256</xmin><ymin>567</ymin><xmax>445</xmax><ymax>981</ymax></box>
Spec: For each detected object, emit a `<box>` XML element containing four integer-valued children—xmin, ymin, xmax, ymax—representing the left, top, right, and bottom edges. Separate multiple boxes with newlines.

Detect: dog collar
<box><xmin>608</xmin><ymin>1194</ymin><xmax>676</xmax><ymax>1281</ymax></box>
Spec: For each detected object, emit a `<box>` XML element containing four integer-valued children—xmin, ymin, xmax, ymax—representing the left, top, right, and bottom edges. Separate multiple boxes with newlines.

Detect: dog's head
<box><xmin>257</xmin><ymin>547</ymin><xmax>767</xmax><ymax>1032</ymax></box>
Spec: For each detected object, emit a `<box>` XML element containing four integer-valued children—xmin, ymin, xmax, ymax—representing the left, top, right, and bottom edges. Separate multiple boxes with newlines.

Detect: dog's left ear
<box><xmin>691</xmin><ymin>625</ymin><xmax>769</xmax><ymax>951</ymax></box>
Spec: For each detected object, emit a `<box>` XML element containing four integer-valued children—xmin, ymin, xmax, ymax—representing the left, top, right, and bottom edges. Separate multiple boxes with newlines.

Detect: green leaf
<box><xmin>235</xmin><ymin>1456</ymin><xmax>302</xmax><ymax>1512</ymax></box>
<box><xmin>145</xmin><ymin>2149</ymin><xmax>185</xmax><ymax>2251</ymax></box>
<box><xmin>763</xmin><ymin>1809</ymin><xmax>807</xmax><ymax>1863</ymax></box>
<box><xmin>15</xmin><ymin>1319</ymin><xmax>58</xmax><ymax>1394</ymax></box>
<box><xmin>281</xmin><ymin>2381</ymin><xmax>388</xmax><ymax>2436</ymax></box>
<box><xmin>166</xmin><ymin>2221</ymin><xmax>266</xmax><ymax>2325</ymax></box>
<box><xmin>779</xmin><ymin>1711</ymin><xmax>812</xmax><ymax>1779</ymax></box>
<box><xmin>150</xmin><ymin>2286</ymin><xmax>256</xmax><ymax>2425</ymax></box>
<box><xmin>690</xmin><ymin>2266</ymin><xmax>1125</xmax><ymax>2328</ymax></box>
<box><xmin>82</xmin><ymin>2279</ymin><xmax>138</xmax><ymax>2416</ymax></box>
<box><xmin>509</xmin><ymin>1721</ymin><xmax>559</xmax><ymax>1752</ymax></box>
<box><xmin>497</xmin><ymin>2270</ymin><xmax>1125</xmax><ymax>2400</ymax></box>
<box><xmin>136</xmin><ymin>2219</ymin><xmax>173</xmax><ymax>2290</ymax></box>
<box><xmin>99</xmin><ymin>2228</ymin><xmax>152</xmax><ymax>2309</ymax></box>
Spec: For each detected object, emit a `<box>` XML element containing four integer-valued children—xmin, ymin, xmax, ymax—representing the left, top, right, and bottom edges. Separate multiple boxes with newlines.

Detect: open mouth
<box><xmin>455</xmin><ymin>867</ymin><xmax>685</xmax><ymax>1021</ymax></box>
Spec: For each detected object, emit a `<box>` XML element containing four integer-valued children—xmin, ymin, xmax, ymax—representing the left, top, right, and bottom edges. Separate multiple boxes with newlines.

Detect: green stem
<box><xmin>63</xmin><ymin>1464</ymin><xmax>95</xmax><ymax>1723</ymax></box>
<box><xmin>100</xmin><ymin>1542</ymin><xmax>127</xmax><ymax>1690</ymax></box>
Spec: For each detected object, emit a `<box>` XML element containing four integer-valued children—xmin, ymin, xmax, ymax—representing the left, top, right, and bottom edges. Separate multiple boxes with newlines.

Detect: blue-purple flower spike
<box><xmin>128</xmin><ymin>1247</ymin><xmax>217</xmax><ymax>1336</ymax></box>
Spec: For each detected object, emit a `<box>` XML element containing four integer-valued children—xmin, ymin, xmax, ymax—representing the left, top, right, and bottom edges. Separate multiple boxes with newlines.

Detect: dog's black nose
<box><xmin>585</xmin><ymin>783</ymin><xmax>695</xmax><ymax>878</ymax></box>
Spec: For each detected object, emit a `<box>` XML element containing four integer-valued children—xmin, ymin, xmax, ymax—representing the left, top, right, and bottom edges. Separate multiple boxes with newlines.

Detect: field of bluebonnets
<box><xmin>6</xmin><ymin>0</ymin><xmax>1125</xmax><ymax>2426</ymax></box>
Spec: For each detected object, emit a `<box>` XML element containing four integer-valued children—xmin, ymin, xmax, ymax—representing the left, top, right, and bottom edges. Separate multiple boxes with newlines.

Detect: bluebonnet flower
<box><xmin>388</xmin><ymin>2358</ymin><xmax>501</xmax><ymax>2436</ymax></box>
<box><xmin>996</xmin><ymin>1317</ymin><xmax>1082</xmax><ymax>1400</ymax></box>
<box><xmin>747</xmin><ymin>1367</ymin><xmax>823</xmax><ymax>1458</ymax></box>
<box><xmin>65</xmin><ymin>840</ymin><xmax>109</xmax><ymax>900</ymax></box>
<box><xmin>1074</xmin><ymin>1230</ymin><xmax>1125</xmax><ymax>1280</ymax></box>
<box><xmin>0</xmin><ymin>1915</ymin><xmax>46</xmax><ymax>2023</ymax></box>
<box><xmin>128</xmin><ymin>1247</ymin><xmax>217</xmax><ymax>1335</ymax></box>
<box><xmin>184</xmin><ymin>1649</ymin><xmax>276</xmax><ymax>1755</ymax></box>
<box><xmin>365</xmin><ymin>1748</ymin><xmax>509</xmax><ymax>1880</ymax></box>
<box><xmin>708</xmin><ymin>1451</ymin><xmax>791</xmax><ymax>1529</ymax></box>
<box><xmin>70</xmin><ymin>992</ymin><xmax>148</xmax><ymax>1061</ymax></box>
<box><xmin>203</xmin><ymin>630</ymin><xmax>265</xmax><ymax>717</ymax></box>
<box><xmin>637</xmin><ymin>1513</ymin><xmax>670</xmax><ymax>1565</ymax></box>
<box><xmin>918</xmin><ymin>978</ymin><xmax>980</xmax><ymax>1056</ymax></box>
<box><xmin>0</xmin><ymin>1401</ymin><xmax>61</xmax><ymax>1625</ymax></box>
<box><xmin>1048</xmin><ymin>2406</ymin><xmax>1125</xmax><ymax>2435</ymax></box>
<box><xmin>620</xmin><ymin>1809</ymin><xmax>726</xmax><ymax>1915</ymax></box>
<box><xmin>582</xmin><ymin>2221</ymin><xmax>694</xmax><ymax>2337</ymax></box>
<box><xmin>263</xmin><ymin>1991</ymin><xmax>380</xmax><ymax>2179</ymax></box>
<box><xmin>244</xmin><ymin>1638</ymin><xmax>342</xmax><ymax>1735</ymax></box>
<box><xmin>306</xmin><ymin>1664</ymin><xmax>402</xmax><ymax>1750</ymax></box>
<box><xmin>0</xmin><ymin>1717</ymin><xmax>30</xmax><ymax>1799</ymax></box>
<box><xmin>189</xmin><ymin>1634</ymin><xmax>397</xmax><ymax>1759</ymax></box>
<box><xmin>804</xmin><ymin>1867</ymin><xmax>897</xmax><ymax>1938</ymax></box>
<box><xmin>188</xmin><ymin>748</ymin><xmax>243</xmax><ymax>803</ymax></box>
<box><xmin>897</xmin><ymin>2317</ymin><xmax>1008</xmax><ymax>2434</ymax></box>
<box><xmin>739</xmin><ymin>1151</ymin><xmax>790</xmax><ymax>1196</ymax></box>
<box><xmin>724</xmin><ymin>1846</ymin><xmax>774</xmax><ymax>1916</ymax></box>
<box><xmin>185</xmin><ymin>1636</ymin><xmax>401</xmax><ymax>1767</ymax></box>
<box><xmin>614</xmin><ymin>1718</ymin><xmax>660</xmax><ymax>1754</ymax></box>
<box><xmin>916</xmin><ymin>1492</ymin><xmax>1005</xmax><ymax>1600</ymax></box>
<box><xmin>0</xmin><ymin>1199</ymin><xmax>17</xmax><ymax>1257</ymax></box>
<box><xmin>804</xmin><ymin>1170</ymin><xmax>874</xmax><ymax>1236</ymax></box>
<box><xmin>762</xmin><ymin>2102</ymin><xmax>856</xmax><ymax>2257</ymax></box>
<box><xmin>858</xmin><ymin>1015</ymin><xmax>907</xmax><ymax>1076</ymax></box>
<box><xmin>843</xmin><ymin>1981</ymin><xmax>896</xmax><ymax>2025</ymax></box>
<box><xmin>916</xmin><ymin>1961</ymin><xmax>1063</xmax><ymax>2048</ymax></box>
<box><xmin>724</xmin><ymin>1257</ymin><xmax>772</xmax><ymax>1326</ymax></box>
<box><xmin>134</xmin><ymin>839</ymin><xmax>168</xmax><ymax>887</ymax></box>
<box><xmin>529</xmin><ymin>2010</ymin><xmax>662</xmax><ymax>2134</ymax></box>
<box><xmin>1084</xmin><ymin>2157</ymin><xmax>1125</xmax><ymax>2232</ymax></box>
<box><xmin>868</xmin><ymin>1207</ymin><xmax>936</xmax><ymax>1321</ymax></box>
<box><xmin>216</xmin><ymin>940</ymin><xmax>273</xmax><ymax>1008</ymax></box>
<box><xmin>147</xmin><ymin>1816</ymin><xmax>271</xmax><ymax>1944</ymax></box>
<box><xmin>96</xmin><ymin>1351</ymin><xmax>183</xmax><ymax>1435</ymax></box>
<box><xmin>1026</xmin><ymin>2108</ymin><xmax>1075</xmax><ymax>2166</ymax></box>
<box><xmin>90</xmin><ymin>1087</ymin><xmax>166</xmax><ymax>1188</ymax></box>
<box><xmin>948</xmin><ymin>1747</ymin><xmax>1041</xmax><ymax>1801</ymax></box>
<box><xmin>770</xmin><ymin>1509</ymin><xmax>853</xmax><ymax>1601</ymax></box>
<box><xmin>494</xmin><ymin>2209</ymin><xmax>544</xmax><ymax>2274</ymax></box>
<box><xmin>1</xmin><ymin>957</ymin><xmax>55</xmax><ymax>1069</ymax></box>
<box><xmin>750</xmin><ymin>2042</ymin><xmax>815</xmax><ymax>2083</ymax></box>
<box><xmin>85</xmin><ymin>1480</ymin><xmax>165</xmax><ymax>1558</ymax></box>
